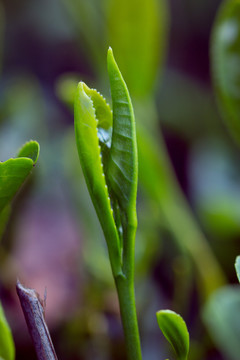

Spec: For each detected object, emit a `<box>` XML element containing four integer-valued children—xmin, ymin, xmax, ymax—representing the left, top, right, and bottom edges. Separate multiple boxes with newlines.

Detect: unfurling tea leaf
<box><xmin>74</xmin><ymin>81</ymin><xmax>122</xmax><ymax>277</ymax></box>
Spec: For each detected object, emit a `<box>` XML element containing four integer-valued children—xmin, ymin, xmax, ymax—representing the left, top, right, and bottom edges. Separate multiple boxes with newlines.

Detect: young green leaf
<box><xmin>235</xmin><ymin>256</ymin><xmax>240</xmax><ymax>283</ymax></box>
<box><xmin>0</xmin><ymin>303</ymin><xmax>15</xmax><ymax>360</ymax></box>
<box><xmin>107</xmin><ymin>47</ymin><xmax>138</xmax><ymax>229</ymax></box>
<box><xmin>74</xmin><ymin>81</ymin><xmax>122</xmax><ymax>277</ymax></box>
<box><xmin>0</xmin><ymin>140</ymin><xmax>40</xmax><ymax>213</ymax></box>
<box><xmin>156</xmin><ymin>310</ymin><xmax>189</xmax><ymax>360</ymax></box>
<box><xmin>211</xmin><ymin>0</ymin><xmax>240</xmax><ymax>144</ymax></box>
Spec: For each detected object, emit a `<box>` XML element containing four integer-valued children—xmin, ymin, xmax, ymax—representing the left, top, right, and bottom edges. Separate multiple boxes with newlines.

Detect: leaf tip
<box><xmin>107</xmin><ymin>46</ymin><xmax>115</xmax><ymax>68</ymax></box>
<box><xmin>17</xmin><ymin>140</ymin><xmax>40</xmax><ymax>165</ymax></box>
<box><xmin>108</xmin><ymin>46</ymin><xmax>113</xmax><ymax>54</ymax></box>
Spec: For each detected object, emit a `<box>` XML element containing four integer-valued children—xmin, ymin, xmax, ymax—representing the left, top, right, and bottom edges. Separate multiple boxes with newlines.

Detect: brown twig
<box><xmin>16</xmin><ymin>280</ymin><xmax>58</xmax><ymax>360</ymax></box>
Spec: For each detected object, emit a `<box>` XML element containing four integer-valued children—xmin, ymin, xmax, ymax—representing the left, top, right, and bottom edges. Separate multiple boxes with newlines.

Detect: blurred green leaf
<box><xmin>55</xmin><ymin>74</ymin><xmax>79</xmax><ymax>109</ymax></box>
<box><xmin>60</xmin><ymin>0</ymin><xmax>105</xmax><ymax>72</ymax></box>
<box><xmin>235</xmin><ymin>256</ymin><xmax>240</xmax><ymax>283</ymax></box>
<box><xmin>0</xmin><ymin>303</ymin><xmax>15</xmax><ymax>360</ymax></box>
<box><xmin>156</xmin><ymin>310</ymin><xmax>189</xmax><ymax>360</ymax></box>
<box><xmin>0</xmin><ymin>76</ymin><xmax>46</xmax><ymax>140</ymax></box>
<box><xmin>190</xmin><ymin>140</ymin><xmax>240</xmax><ymax>239</ymax></box>
<box><xmin>156</xmin><ymin>70</ymin><xmax>223</xmax><ymax>140</ymax></box>
<box><xmin>138</xmin><ymin>125</ymin><xmax>226</xmax><ymax>297</ymax></box>
<box><xmin>0</xmin><ymin>140</ymin><xmax>40</xmax><ymax>213</ymax></box>
<box><xmin>203</xmin><ymin>286</ymin><xmax>240</xmax><ymax>360</ymax></box>
<box><xmin>107</xmin><ymin>0</ymin><xmax>169</xmax><ymax>98</ymax></box>
<box><xmin>211</xmin><ymin>0</ymin><xmax>240</xmax><ymax>144</ymax></box>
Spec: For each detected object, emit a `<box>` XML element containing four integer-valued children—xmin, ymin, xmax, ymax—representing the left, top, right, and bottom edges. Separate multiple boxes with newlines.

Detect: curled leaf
<box><xmin>74</xmin><ymin>81</ymin><xmax>122</xmax><ymax>276</ymax></box>
<box><xmin>156</xmin><ymin>309</ymin><xmax>189</xmax><ymax>360</ymax></box>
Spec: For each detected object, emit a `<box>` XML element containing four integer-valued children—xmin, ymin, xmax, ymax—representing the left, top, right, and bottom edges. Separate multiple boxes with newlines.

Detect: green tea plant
<box><xmin>55</xmin><ymin>1</ymin><xmax>234</xmax><ymax>356</ymax></box>
<box><xmin>0</xmin><ymin>140</ymin><xmax>40</xmax><ymax>360</ymax></box>
<box><xmin>74</xmin><ymin>47</ymin><xmax>141</xmax><ymax>360</ymax></box>
<box><xmin>74</xmin><ymin>47</ymin><xmax>190</xmax><ymax>360</ymax></box>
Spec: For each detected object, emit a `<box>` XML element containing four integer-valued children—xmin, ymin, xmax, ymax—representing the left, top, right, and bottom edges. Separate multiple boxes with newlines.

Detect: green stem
<box><xmin>115</xmin><ymin>274</ymin><xmax>142</xmax><ymax>360</ymax></box>
<box><xmin>113</xmin><ymin>219</ymin><xmax>142</xmax><ymax>360</ymax></box>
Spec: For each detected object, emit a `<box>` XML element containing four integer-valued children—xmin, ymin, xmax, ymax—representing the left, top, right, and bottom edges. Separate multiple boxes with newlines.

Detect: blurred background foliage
<box><xmin>0</xmin><ymin>0</ymin><xmax>240</xmax><ymax>359</ymax></box>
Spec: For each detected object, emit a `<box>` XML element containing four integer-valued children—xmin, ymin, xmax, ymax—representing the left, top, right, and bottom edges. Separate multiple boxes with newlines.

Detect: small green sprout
<box><xmin>157</xmin><ymin>310</ymin><xmax>190</xmax><ymax>360</ymax></box>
